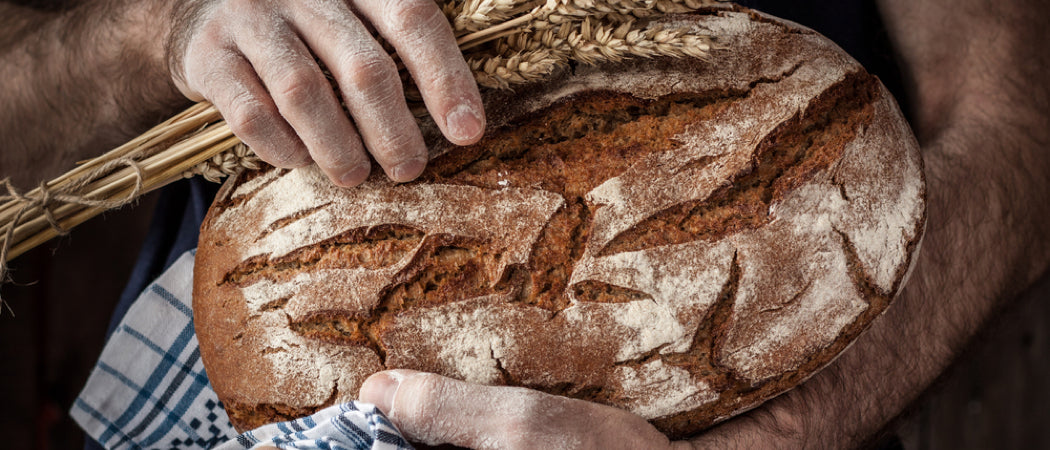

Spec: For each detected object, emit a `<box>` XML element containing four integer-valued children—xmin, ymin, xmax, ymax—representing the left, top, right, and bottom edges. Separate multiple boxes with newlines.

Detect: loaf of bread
<box><xmin>193</xmin><ymin>6</ymin><xmax>926</xmax><ymax>438</ymax></box>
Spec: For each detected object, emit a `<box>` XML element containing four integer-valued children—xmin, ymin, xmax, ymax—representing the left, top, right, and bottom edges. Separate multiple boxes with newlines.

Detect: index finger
<box><xmin>290</xmin><ymin>0</ymin><xmax>429</xmax><ymax>183</ymax></box>
<box><xmin>354</xmin><ymin>0</ymin><xmax>486</xmax><ymax>145</ymax></box>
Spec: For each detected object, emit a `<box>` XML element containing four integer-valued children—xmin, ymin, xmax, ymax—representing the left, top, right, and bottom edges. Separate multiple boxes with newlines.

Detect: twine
<box><xmin>0</xmin><ymin>158</ymin><xmax>145</xmax><ymax>308</ymax></box>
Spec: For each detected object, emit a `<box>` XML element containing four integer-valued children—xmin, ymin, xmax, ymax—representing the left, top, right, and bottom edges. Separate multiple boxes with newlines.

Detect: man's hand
<box><xmin>354</xmin><ymin>369</ymin><xmax>829</xmax><ymax>449</ymax></box>
<box><xmin>166</xmin><ymin>0</ymin><xmax>485</xmax><ymax>186</ymax></box>
<box><xmin>359</xmin><ymin>369</ymin><xmax>689</xmax><ymax>450</ymax></box>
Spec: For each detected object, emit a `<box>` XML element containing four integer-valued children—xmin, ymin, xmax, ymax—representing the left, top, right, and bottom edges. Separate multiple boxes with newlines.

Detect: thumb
<box><xmin>359</xmin><ymin>369</ymin><xmax>675</xmax><ymax>450</ymax></box>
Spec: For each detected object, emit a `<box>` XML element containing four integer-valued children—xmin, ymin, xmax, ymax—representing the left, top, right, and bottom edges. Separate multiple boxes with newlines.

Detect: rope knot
<box><xmin>1</xmin><ymin>158</ymin><xmax>146</xmax><ymax>307</ymax></box>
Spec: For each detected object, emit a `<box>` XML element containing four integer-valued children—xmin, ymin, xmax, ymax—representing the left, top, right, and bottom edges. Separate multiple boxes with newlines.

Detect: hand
<box><xmin>354</xmin><ymin>369</ymin><xmax>826</xmax><ymax>449</ymax></box>
<box><xmin>354</xmin><ymin>357</ymin><xmax>874</xmax><ymax>450</ymax></box>
<box><xmin>359</xmin><ymin>369</ymin><xmax>693</xmax><ymax>450</ymax></box>
<box><xmin>165</xmin><ymin>0</ymin><xmax>485</xmax><ymax>187</ymax></box>
<box><xmin>355</xmin><ymin>368</ymin><xmax>850</xmax><ymax>450</ymax></box>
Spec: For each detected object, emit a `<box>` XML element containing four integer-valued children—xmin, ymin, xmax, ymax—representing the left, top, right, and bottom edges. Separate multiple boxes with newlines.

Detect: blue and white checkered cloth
<box><xmin>219</xmin><ymin>402</ymin><xmax>411</xmax><ymax>450</ymax></box>
<box><xmin>71</xmin><ymin>250</ymin><xmax>413</xmax><ymax>450</ymax></box>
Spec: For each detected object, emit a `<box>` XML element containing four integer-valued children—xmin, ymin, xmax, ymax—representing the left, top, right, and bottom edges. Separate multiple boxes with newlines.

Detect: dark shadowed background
<box><xmin>1</xmin><ymin>0</ymin><xmax>1048</xmax><ymax>448</ymax></box>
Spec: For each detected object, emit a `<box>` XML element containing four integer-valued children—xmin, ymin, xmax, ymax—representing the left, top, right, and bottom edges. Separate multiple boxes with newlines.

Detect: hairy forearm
<box><xmin>691</xmin><ymin>1</ymin><xmax>1050</xmax><ymax>448</ymax></box>
<box><xmin>877</xmin><ymin>0</ymin><xmax>1050</xmax><ymax>368</ymax></box>
<box><xmin>0</xmin><ymin>0</ymin><xmax>188</xmax><ymax>185</ymax></box>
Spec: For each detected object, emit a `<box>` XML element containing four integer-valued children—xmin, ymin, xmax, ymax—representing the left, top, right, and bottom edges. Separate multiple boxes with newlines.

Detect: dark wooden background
<box><xmin>1</xmin><ymin>195</ymin><xmax>1048</xmax><ymax>449</ymax></box>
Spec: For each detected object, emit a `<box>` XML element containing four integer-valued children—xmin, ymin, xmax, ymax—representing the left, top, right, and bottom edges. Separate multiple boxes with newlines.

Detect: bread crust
<box><xmin>193</xmin><ymin>7</ymin><xmax>926</xmax><ymax>437</ymax></box>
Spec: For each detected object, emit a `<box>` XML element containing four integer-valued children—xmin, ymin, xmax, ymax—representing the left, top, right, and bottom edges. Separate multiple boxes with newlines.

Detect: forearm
<box><xmin>691</xmin><ymin>1</ymin><xmax>1050</xmax><ymax>447</ymax></box>
<box><xmin>875</xmin><ymin>0</ymin><xmax>1050</xmax><ymax>375</ymax></box>
<box><xmin>0</xmin><ymin>0</ymin><xmax>187</xmax><ymax>185</ymax></box>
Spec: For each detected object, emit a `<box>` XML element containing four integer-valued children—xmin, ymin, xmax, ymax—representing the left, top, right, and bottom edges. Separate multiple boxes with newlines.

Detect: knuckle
<box><xmin>417</xmin><ymin>63</ymin><xmax>467</xmax><ymax>91</ymax></box>
<box><xmin>339</xmin><ymin>51</ymin><xmax>399</xmax><ymax>95</ymax></box>
<box><xmin>400</xmin><ymin>373</ymin><xmax>443</xmax><ymax>421</ymax></box>
<box><xmin>192</xmin><ymin>22</ymin><xmax>229</xmax><ymax>50</ymax></box>
<box><xmin>258</xmin><ymin>144</ymin><xmax>309</xmax><ymax>168</ymax></box>
<box><xmin>385</xmin><ymin>0</ymin><xmax>444</xmax><ymax>34</ymax></box>
<box><xmin>176</xmin><ymin>30</ymin><xmax>228</xmax><ymax>81</ymax></box>
<box><xmin>272</xmin><ymin>68</ymin><xmax>328</xmax><ymax>108</ymax></box>
<box><xmin>512</xmin><ymin>388</ymin><xmax>547</xmax><ymax>418</ymax></box>
<box><xmin>225</xmin><ymin>95</ymin><xmax>273</xmax><ymax>139</ymax></box>
<box><xmin>500</xmin><ymin>390</ymin><xmax>547</xmax><ymax>443</ymax></box>
<box><xmin>224</xmin><ymin>96</ymin><xmax>306</xmax><ymax>166</ymax></box>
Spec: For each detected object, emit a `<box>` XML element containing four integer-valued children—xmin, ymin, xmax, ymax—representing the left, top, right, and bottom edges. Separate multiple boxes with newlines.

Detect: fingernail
<box><xmin>360</xmin><ymin>371</ymin><xmax>403</xmax><ymax>415</ymax></box>
<box><xmin>339</xmin><ymin>164</ymin><xmax>371</xmax><ymax>187</ymax></box>
<box><xmin>391</xmin><ymin>157</ymin><xmax>426</xmax><ymax>182</ymax></box>
<box><xmin>445</xmin><ymin>103</ymin><xmax>484</xmax><ymax>143</ymax></box>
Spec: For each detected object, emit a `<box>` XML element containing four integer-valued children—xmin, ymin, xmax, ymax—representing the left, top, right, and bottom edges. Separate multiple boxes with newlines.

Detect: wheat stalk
<box><xmin>454</xmin><ymin>0</ymin><xmax>537</xmax><ymax>32</ymax></box>
<box><xmin>469</xmin><ymin>48</ymin><xmax>565</xmax><ymax>89</ymax></box>
<box><xmin>0</xmin><ymin>0</ymin><xmax>722</xmax><ymax>298</ymax></box>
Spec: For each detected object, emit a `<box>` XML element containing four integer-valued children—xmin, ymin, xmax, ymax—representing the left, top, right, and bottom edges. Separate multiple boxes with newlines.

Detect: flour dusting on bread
<box><xmin>193</xmin><ymin>8</ymin><xmax>926</xmax><ymax>436</ymax></box>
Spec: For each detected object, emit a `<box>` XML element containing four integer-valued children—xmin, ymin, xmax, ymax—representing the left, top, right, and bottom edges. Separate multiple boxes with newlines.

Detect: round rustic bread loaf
<box><xmin>193</xmin><ymin>6</ymin><xmax>926</xmax><ymax>438</ymax></box>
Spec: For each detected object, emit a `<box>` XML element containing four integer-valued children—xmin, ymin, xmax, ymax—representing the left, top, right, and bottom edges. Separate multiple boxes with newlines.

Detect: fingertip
<box><xmin>359</xmin><ymin>372</ymin><xmax>399</xmax><ymax>415</ymax></box>
<box><xmin>388</xmin><ymin>157</ymin><xmax>427</xmax><ymax>183</ymax></box>
<box><xmin>360</xmin><ymin>369</ymin><xmax>420</xmax><ymax>416</ymax></box>
<box><xmin>444</xmin><ymin>102</ymin><xmax>485</xmax><ymax>145</ymax></box>
<box><xmin>335</xmin><ymin>163</ymin><xmax>372</xmax><ymax>187</ymax></box>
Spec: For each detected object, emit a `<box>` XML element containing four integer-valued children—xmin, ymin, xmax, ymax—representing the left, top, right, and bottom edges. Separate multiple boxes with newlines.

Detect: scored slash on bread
<box><xmin>193</xmin><ymin>6</ymin><xmax>926</xmax><ymax>438</ymax></box>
